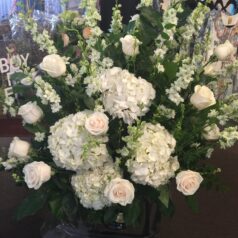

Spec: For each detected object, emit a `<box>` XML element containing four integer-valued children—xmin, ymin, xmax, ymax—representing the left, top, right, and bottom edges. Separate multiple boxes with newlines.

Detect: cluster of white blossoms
<box><xmin>110</xmin><ymin>4</ymin><xmax>123</xmax><ymax>34</ymax></box>
<box><xmin>48</xmin><ymin>111</ymin><xmax>110</xmax><ymax>171</ymax></box>
<box><xmin>138</xmin><ymin>0</ymin><xmax>153</xmax><ymax>7</ymax></box>
<box><xmin>166</xmin><ymin>60</ymin><xmax>195</xmax><ymax>105</ymax></box>
<box><xmin>181</xmin><ymin>3</ymin><xmax>210</xmax><ymax>41</ymax></box>
<box><xmin>208</xmin><ymin>95</ymin><xmax>238</xmax><ymax>126</ymax></box>
<box><xmin>126</xmin><ymin>123</ymin><xmax>179</xmax><ymax>188</ymax></box>
<box><xmin>34</xmin><ymin>77</ymin><xmax>62</xmax><ymax>113</ymax></box>
<box><xmin>80</xmin><ymin>0</ymin><xmax>102</xmax><ymax>46</ymax></box>
<box><xmin>34</xmin><ymin>132</ymin><xmax>45</xmax><ymax>142</ymax></box>
<box><xmin>84</xmin><ymin>49</ymin><xmax>113</xmax><ymax>96</ymax></box>
<box><xmin>154</xmin><ymin>4</ymin><xmax>181</xmax><ymax>73</ymax></box>
<box><xmin>162</xmin><ymin>8</ymin><xmax>179</xmax><ymax>40</ymax></box>
<box><xmin>219</xmin><ymin>127</ymin><xmax>238</xmax><ymax>149</ymax></box>
<box><xmin>71</xmin><ymin>163</ymin><xmax>120</xmax><ymax>210</ymax></box>
<box><xmin>65</xmin><ymin>74</ymin><xmax>77</xmax><ymax>86</ymax></box>
<box><xmin>156</xmin><ymin>105</ymin><xmax>176</xmax><ymax>119</ymax></box>
<box><xmin>3</xmin><ymin>95</ymin><xmax>17</xmax><ymax>117</ymax></box>
<box><xmin>21</xmin><ymin>14</ymin><xmax>57</xmax><ymax>54</ymax></box>
<box><xmin>99</xmin><ymin>67</ymin><xmax>156</xmax><ymax>124</ymax></box>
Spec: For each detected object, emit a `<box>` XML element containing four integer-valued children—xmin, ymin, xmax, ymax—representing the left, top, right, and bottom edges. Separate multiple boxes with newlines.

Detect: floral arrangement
<box><xmin>1</xmin><ymin>0</ymin><xmax>238</xmax><ymax>226</ymax></box>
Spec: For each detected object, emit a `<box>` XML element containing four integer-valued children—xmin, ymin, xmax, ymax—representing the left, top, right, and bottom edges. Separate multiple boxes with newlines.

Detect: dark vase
<box><xmin>43</xmin><ymin>202</ymin><xmax>159</xmax><ymax>238</ymax></box>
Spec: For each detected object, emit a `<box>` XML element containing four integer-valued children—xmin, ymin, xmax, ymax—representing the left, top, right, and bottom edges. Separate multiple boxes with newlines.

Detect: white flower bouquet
<box><xmin>1</xmin><ymin>0</ymin><xmax>238</xmax><ymax>229</ymax></box>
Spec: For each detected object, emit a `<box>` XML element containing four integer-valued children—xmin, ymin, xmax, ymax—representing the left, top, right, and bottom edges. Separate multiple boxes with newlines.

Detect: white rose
<box><xmin>120</xmin><ymin>35</ymin><xmax>141</xmax><ymax>56</ymax></box>
<box><xmin>40</xmin><ymin>54</ymin><xmax>66</xmax><ymax>78</ymax></box>
<box><xmin>8</xmin><ymin>137</ymin><xmax>30</xmax><ymax>159</ymax></box>
<box><xmin>203</xmin><ymin>62</ymin><xmax>222</xmax><ymax>76</ymax></box>
<box><xmin>176</xmin><ymin>170</ymin><xmax>203</xmax><ymax>196</ymax></box>
<box><xmin>190</xmin><ymin>85</ymin><xmax>216</xmax><ymax>110</ymax></box>
<box><xmin>203</xmin><ymin>124</ymin><xmax>220</xmax><ymax>141</ymax></box>
<box><xmin>104</xmin><ymin>178</ymin><xmax>135</xmax><ymax>206</ymax></box>
<box><xmin>85</xmin><ymin>112</ymin><xmax>109</xmax><ymax>136</ymax></box>
<box><xmin>23</xmin><ymin>161</ymin><xmax>51</xmax><ymax>190</ymax></box>
<box><xmin>18</xmin><ymin>102</ymin><xmax>43</xmax><ymax>124</ymax></box>
<box><xmin>214</xmin><ymin>40</ymin><xmax>236</xmax><ymax>61</ymax></box>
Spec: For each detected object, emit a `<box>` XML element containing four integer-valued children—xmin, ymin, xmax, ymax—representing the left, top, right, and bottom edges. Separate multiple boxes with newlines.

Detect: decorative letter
<box><xmin>0</xmin><ymin>58</ymin><xmax>9</xmax><ymax>73</ymax></box>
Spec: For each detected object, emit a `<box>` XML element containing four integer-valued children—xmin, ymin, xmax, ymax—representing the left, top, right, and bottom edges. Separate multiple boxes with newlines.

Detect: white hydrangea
<box><xmin>84</xmin><ymin>57</ymin><xmax>113</xmax><ymax>96</ymax></box>
<box><xmin>71</xmin><ymin>163</ymin><xmax>120</xmax><ymax>210</ymax></box>
<box><xmin>34</xmin><ymin>76</ymin><xmax>62</xmax><ymax>113</ymax></box>
<box><xmin>99</xmin><ymin>67</ymin><xmax>156</xmax><ymax>124</ymax></box>
<box><xmin>48</xmin><ymin>111</ymin><xmax>110</xmax><ymax>171</ymax></box>
<box><xmin>126</xmin><ymin>123</ymin><xmax>179</xmax><ymax>188</ymax></box>
<box><xmin>166</xmin><ymin>60</ymin><xmax>195</xmax><ymax>105</ymax></box>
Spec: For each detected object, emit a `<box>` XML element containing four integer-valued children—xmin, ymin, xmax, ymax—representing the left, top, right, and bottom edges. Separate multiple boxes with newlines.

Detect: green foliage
<box><xmin>15</xmin><ymin>188</ymin><xmax>48</xmax><ymax>221</ymax></box>
<box><xmin>140</xmin><ymin>7</ymin><xmax>163</xmax><ymax>29</ymax></box>
<box><xmin>158</xmin><ymin>185</ymin><xmax>170</xmax><ymax>208</ymax></box>
<box><xmin>123</xmin><ymin>199</ymin><xmax>142</xmax><ymax>226</ymax></box>
<box><xmin>186</xmin><ymin>195</ymin><xmax>199</xmax><ymax>213</ymax></box>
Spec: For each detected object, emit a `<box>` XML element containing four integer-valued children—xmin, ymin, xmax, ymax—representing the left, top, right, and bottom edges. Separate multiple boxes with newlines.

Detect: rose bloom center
<box><xmin>113</xmin><ymin>187</ymin><xmax>127</xmax><ymax>198</ymax></box>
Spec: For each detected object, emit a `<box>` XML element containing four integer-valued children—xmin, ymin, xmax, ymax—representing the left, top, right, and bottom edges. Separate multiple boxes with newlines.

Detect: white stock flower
<box><xmin>190</xmin><ymin>85</ymin><xmax>216</xmax><ymax>110</ymax></box>
<box><xmin>176</xmin><ymin>170</ymin><xmax>203</xmax><ymax>196</ymax></box>
<box><xmin>8</xmin><ymin>137</ymin><xmax>30</xmax><ymax>159</ymax></box>
<box><xmin>104</xmin><ymin>178</ymin><xmax>135</xmax><ymax>206</ymax></box>
<box><xmin>99</xmin><ymin>67</ymin><xmax>155</xmax><ymax>124</ymax></box>
<box><xmin>23</xmin><ymin>161</ymin><xmax>51</xmax><ymax>190</ymax></box>
<box><xmin>35</xmin><ymin>132</ymin><xmax>45</xmax><ymax>142</ymax></box>
<box><xmin>40</xmin><ymin>54</ymin><xmax>66</xmax><ymax>78</ymax></box>
<box><xmin>71</xmin><ymin>163</ymin><xmax>120</xmax><ymax>210</ymax></box>
<box><xmin>166</xmin><ymin>60</ymin><xmax>195</xmax><ymax>105</ymax></box>
<box><xmin>34</xmin><ymin>76</ymin><xmax>62</xmax><ymax>113</ymax></box>
<box><xmin>126</xmin><ymin>123</ymin><xmax>179</xmax><ymax>188</ymax></box>
<box><xmin>214</xmin><ymin>40</ymin><xmax>236</xmax><ymax>61</ymax></box>
<box><xmin>120</xmin><ymin>35</ymin><xmax>141</xmax><ymax>57</ymax></box>
<box><xmin>203</xmin><ymin>124</ymin><xmax>220</xmax><ymax>141</ymax></box>
<box><xmin>48</xmin><ymin>111</ymin><xmax>110</xmax><ymax>171</ymax></box>
<box><xmin>85</xmin><ymin>112</ymin><xmax>109</xmax><ymax>136</ymax></box>
<box><xmin>18</xmin><ymin>102</ymin><xmax>43</xmax><ymax>124</ymax></box>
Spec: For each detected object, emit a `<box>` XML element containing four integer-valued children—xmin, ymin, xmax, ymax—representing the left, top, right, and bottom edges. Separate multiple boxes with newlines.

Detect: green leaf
<box><xmin>161</xmin><ymin>32</ymin><xmax>170</xmax><ymax>40</ymax></box>
<box><xmin>158</xmin><ymin>185</ymin><xmax>169</xmax><ymax>208</ymax></box>
<box><xmin>164</xmin><ymin>61</ymin><xmax>179</xmax><ymax>81</ymax></box>
<box><xmin>164</xmin><ymin>23</ymin><xmax>175</xmax><ymax>29</ymax></box>
<box><xmin>11</xmin><ymin>72</ymin><xmax>27</xmax><ymax>82</ymax></box>
<box><xmin>124</xmin><ymin>199</ymin><xmax>141</xmax><ymax>226</ymax></box>
<box><xmin>15</xmin><ymin>189</ymin><xmax>48</xmax><ymax>221</ymax></box>
<box><xmin>186</xmin><ymin>195</ymin><xmax>199</xmax><ymax>213</ymax></box>
<box><xmin>103</xmin><ymin>207</ymin><xmax>118</xmax><ymax>224</ymax></box>
<box><xmin>49</xmin><ymin>196</ymin><xmax>64</xmax><ymax>218</ymax></box>
<box><xmin>140</xmin><ymin>7</ymin><xmax>162</xmax><ymax>28</ymax></box>
<box><xmin>23</xmin><ymin>124</ymin><xmax>38</xmax><ymax>134</ymax></box>
<box><xmin>83</xmin><ymin>95</ymin><xmax>95</xmax><ymax>110</ymax></box>
<box><xmin>62</xmin><ymin>193</ymin><xmax>78</xmax><ymax>220</ymax></box>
